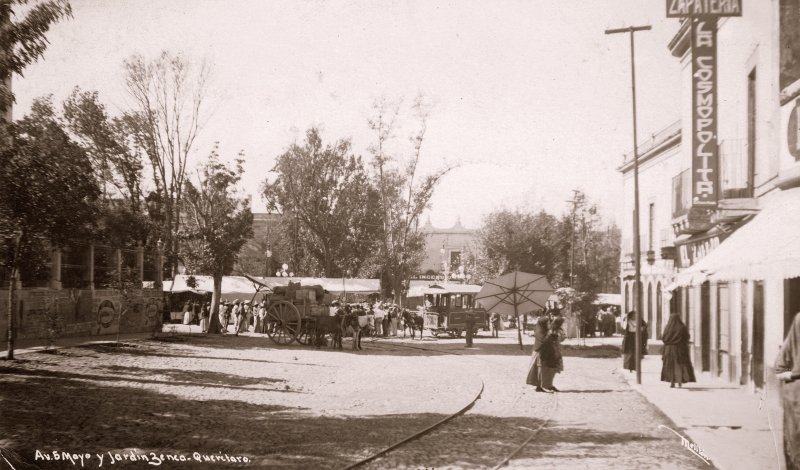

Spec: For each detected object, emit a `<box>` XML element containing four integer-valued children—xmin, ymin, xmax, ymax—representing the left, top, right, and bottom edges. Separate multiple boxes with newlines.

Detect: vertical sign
<box><xmin>691</xmin><ymin>18</ymin><xmax>718</xmax><ymax>207</ymax></box>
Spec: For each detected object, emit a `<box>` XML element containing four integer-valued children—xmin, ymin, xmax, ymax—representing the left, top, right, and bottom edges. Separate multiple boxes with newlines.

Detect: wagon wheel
<box><xmin>266</xmin><ymin>301</ymin><xmax>301</xmax><ymax>345</ymax></box>
<box><xmin>296</xmin><ymin>318</ymin><xmax>316</xmax><ymax>346</ymax></box>
<box><xmin>454</xmin><ymin>329</ymin><xmax>463</xmax><ymax>338</ymax></box>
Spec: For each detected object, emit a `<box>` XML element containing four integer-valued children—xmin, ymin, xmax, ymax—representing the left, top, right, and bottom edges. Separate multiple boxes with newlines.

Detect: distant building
<box><xmin>415</xmin><ymin>217</ymin><xmax>480</xmax><ymax>281</ymax></box>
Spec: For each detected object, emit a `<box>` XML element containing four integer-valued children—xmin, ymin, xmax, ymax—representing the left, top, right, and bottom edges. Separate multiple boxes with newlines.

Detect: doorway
<box><xmin>752</xmin><ymin>281</ymin><xmax>765</xmax><ymax>389</ymax></box>
<box><xmin>785</xmin><ymin>277</ymin><xmax>800</xmax><ymax>336</ymax></box>
<box><xmin>701</xmin><ymin>281</ymin><xmax>711</xmax><ymax>372</ymax></box>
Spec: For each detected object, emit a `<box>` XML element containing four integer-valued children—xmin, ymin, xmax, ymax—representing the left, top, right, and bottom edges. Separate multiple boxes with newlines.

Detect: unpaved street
<box><xmin>1</xmin><ymin>331</ymin><xmax>710</xmax><ymax>469</ymax></box>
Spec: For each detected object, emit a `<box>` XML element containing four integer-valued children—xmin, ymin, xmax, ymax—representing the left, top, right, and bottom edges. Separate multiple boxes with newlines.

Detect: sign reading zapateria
<box><xmin>666</xmin><ymin>0</ymin><xmax>742</xmax><ymax>18</ymax></box>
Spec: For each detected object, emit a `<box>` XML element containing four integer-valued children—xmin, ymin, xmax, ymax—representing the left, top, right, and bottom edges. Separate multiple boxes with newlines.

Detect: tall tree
<box><xmin>180</xmin><ymin>146</ymin><xmax>253</xmax><ymax>334</ymax></box>
<box><xmin>122</xmin><ymin>51</ymin><xmax>213</xmax><ymax>277</ymax></box>
<box><xmin>368</xmin><ymin>96</ymin><xmax>453</xmax><ymax>302</ymax></box>
<box><xmin>0</xmin><ymin>97</ymin><xmax>100</xmax><ymax>358</ymax></box>
<box><xmin>478</xmin><ymin>209</ymin><xmax>561</xmax><ymax>282</ymax></box>
<box><xmin>63</xmin><ymin>87</ymin><xmax>144</xmax><ymax>208</ymax></box>
<box><xmin>0</xmin><ymin>0</ymin><xmax>72</xmax><ymax>121</ymax></box>
<box><xmin>262</xmin><ymin>127</ymin><xmax>382</xmax><ymax>277</ymax></box>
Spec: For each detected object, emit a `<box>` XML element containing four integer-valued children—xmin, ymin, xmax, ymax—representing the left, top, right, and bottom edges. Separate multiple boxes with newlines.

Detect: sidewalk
<box><xmin>620</xmin><ymin>353</ymin><xmax>782</xmax><ymax>470</ymax></box>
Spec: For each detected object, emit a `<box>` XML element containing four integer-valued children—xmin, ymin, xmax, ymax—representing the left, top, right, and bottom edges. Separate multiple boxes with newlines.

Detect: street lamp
<box><xmin>440</xmin><ymin>243</ymin><xmax>448</xmax><ymax>283</ymax></box>
<box><xmin>606</xmin><ymin>24</ymin><xmax>651</xmax><ymax>385</ymax></box>
<box><xmin>265</xmin><ymin>243</ymin><xmax>272</xmax><ymax>278</ymax></box>
<box><xmin>275</xmin><ymin>263</ymin><xmax>293</xmax><ymax>277</ymax></box>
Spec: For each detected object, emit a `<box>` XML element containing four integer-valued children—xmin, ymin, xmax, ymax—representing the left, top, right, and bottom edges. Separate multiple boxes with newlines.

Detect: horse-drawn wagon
<box><xmin>263</xmin><ymin>282</ymin><xmax>333</xmax><ymax>345</ymax></box>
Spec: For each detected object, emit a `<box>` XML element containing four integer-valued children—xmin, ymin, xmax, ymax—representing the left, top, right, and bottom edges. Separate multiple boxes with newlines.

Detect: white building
<box><xmin>620</xmin><ymin>2</ymin><xmax>800</xmax><ymax>396</ymax></box>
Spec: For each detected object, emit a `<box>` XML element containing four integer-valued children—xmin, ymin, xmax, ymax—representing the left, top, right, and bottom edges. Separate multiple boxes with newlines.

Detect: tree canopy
<box><xmin>180</xmin><ymin>146</ymin><xmax>253</xmax><ymax>332</ymax></box>
<box><xmin>262</xmin><ymin>127</ymin><xmax>382</xmax><ymax>278</ymax></box>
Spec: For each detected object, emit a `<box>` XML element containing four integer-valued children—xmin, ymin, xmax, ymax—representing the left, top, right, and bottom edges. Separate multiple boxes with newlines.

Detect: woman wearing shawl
<box><xmin>543</xmin><ymin>316</ymin><xmax>565</xmax><ymax>392</ymax></box>
<box><xmin>775</xmin><ymin>312</ymin><xmax>800</xmax><ymax>470</ymax></box>
<box><xmin>526</xmin><ymin>316</ymin><xmax>555</xmax><ymax>392</ymax></box>
<box><xmin>621</xmin><ymin>310</ymin><xmax>648</xmax><ymax>372</ymax></box>
<box><xmin>660</xmin><ymin>312</ymin><xmax>695</xmax><ymax>388</ymax></box>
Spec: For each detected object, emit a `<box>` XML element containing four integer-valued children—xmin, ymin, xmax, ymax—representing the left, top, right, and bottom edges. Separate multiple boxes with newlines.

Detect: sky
<box><xmin>12</xmin><ymin>0</ymin><xmax>684</xmax><ymax>229</ymax></box>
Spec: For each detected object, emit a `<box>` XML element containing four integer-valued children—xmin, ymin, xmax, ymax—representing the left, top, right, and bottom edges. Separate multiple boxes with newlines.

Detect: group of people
<box><xmin>526</xmin><ymin>312</ymin><xmax>566</xmax><ymax>393</ymax></box>
<box><xmin>581</xmin><ymin>306</ymin><xmax>619</xmax><ymax>338</ymax></box>
<box><xmin>333</xmin><ymin>301</ymin><xmax>405</xmax><ymax>337</ymax></box>
<box><xmin>620</xmin><ymin>309</ymin><xmax>696</xmax><ymax>388</ymax></box>
<box><xmin>181</xmin><ymin>298</ymin><xmax>270</xmax><ymax>335</ymax></box>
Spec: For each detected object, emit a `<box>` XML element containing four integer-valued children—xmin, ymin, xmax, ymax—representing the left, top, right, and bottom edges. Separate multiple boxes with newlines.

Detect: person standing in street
<box><xmin>545</xmin><ymin>316</ymin><xmax>565</xmax><ymax>392</ymax></box>
<box><xmin>526</xmin><ymin>316</ymin><xmax>555</xmax><ymax>392</ymax></box>
<box><xmin>775</xmin><ymin>312</ymin><xmax>800</xmax><ymax>470</ymax></box>
<box><xmin>622</xmin><ymin>310</ymin><xmax>648</xmax><ymax>373</ymax></box>
<box><xmin>220</xmin><ymin>301</ymin><xmax>232</xmax><ymax>335</ymax></box>
<box><xmin>490</xmin><ymin>312</ymin><xmax>500</xmax><ymax>338</ymax></box>
<box><xmin>199</xmin><ymin>302</ymin><xmax>210</xmax><ymax>333</ymax></box>
<box><xmin>660</xmin><ymin>312</ymin><xmax>696</xmax><ymax>388</ymax></box>
<box><xmin>465</xmin><ymin>312</ymin><xmax>475</xmax><ymax>348</ymax></box>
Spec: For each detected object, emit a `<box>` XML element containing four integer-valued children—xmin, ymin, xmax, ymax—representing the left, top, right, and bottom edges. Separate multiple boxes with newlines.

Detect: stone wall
<box><xmin>0</xmin><ymin>287</ymin><xmax>164</xmax><ymax>341</ymax></box>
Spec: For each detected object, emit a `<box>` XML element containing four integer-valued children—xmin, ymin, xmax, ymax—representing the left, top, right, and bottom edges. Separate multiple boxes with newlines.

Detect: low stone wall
<box><xmin>0</xmin><ymin>287</ymin><xmax>164</xmax><ymax>341</ymax></box>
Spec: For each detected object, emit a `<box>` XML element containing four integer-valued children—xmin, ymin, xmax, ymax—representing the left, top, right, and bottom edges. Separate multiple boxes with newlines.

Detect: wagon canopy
<box><xmin>253</xmin><ymin>277</ymin><xmax>380</xmax><ymax>294</ymax></box>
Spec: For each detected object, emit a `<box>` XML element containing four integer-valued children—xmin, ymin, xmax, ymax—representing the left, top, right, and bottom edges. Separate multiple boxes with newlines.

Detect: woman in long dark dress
<box><xmin>660</xmin><ymin>312</ymin><xmax>696</xmax><ymax>388</ymax></box>
<box><xmin>526</xmin><ymin>316</ymin><xmax>555</xmax><ymax>392</ymax></box>
<box><xmin>775</xmin><ymin>312</ymin><xmax>800</xmax><ymax>470</ymax></box>
<box><xmin>621</xmin><ymin>310</ymin><xmax>648</xmax><ymax>372</ymax></box>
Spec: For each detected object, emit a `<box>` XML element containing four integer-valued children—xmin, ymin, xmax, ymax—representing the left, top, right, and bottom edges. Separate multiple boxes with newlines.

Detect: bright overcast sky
<box><xmin>12</xmin><ymin>0</ymin><xmax>682</xmax><ymax>229</ymax></box>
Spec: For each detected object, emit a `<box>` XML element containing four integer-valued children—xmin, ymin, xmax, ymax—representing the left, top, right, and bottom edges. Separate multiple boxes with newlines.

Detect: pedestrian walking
<box><xmin>526</xmin><ymin>316</ymin><xmax>555</xmax><ymax>393</ymax></box>
<box><xmin>775</xmin><ymin>311</ymin><xmax>800</xmax><ymax>470</ymax></box>
<box><xmin>621</xmin><ymin>310</ymin><xmax>648</xmax><ymax>373</ymax></box>
<box><xmin>660</xmin><ymin>312</ymin><xmax>696</xmax><ymax>388</ymax></box>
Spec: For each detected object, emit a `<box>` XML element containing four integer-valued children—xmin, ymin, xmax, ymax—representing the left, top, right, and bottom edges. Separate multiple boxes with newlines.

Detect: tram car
<box><xmin>263</xmin><ymin>281</ymin><xmax>334</xmax><ymax>345</ymax></box>
<box><xmin>418</xmin><ymin>284</ymin><xmax>487</xmax><ymax>338</ymax></box>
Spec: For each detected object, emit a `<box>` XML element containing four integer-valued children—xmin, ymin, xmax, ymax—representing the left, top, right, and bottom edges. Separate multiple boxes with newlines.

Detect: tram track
<box><xmin>340</xmin><ymin>338</ymin><xmax>559</xmax><ymax>470</ymax></box>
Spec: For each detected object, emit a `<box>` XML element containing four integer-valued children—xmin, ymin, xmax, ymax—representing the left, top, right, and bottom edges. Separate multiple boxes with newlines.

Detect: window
<box><xmin>747</xmin><ymin>68</ymin><xmax>756</xmax><ymax>194</ymax></box>
<box><xmin>648</xmin><ymin>203</ymin><xmax>655</xmax><ymax>251</ymax></box>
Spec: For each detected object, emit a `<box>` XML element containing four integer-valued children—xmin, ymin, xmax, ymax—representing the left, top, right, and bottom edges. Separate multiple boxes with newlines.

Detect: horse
<box><xmin>401</xmin><ymin>309</ymin><xmax>424</xmax><ymax>339</ymax></box>
<box><xmin>314</xmin><ymin>310</ymin><xmax>344</xmax><ymax>349</ymax></box>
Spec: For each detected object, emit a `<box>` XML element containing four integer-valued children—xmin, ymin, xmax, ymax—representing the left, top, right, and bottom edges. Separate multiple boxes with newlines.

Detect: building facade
<box><xmin>620</xmin><ymin>2</ymin><xmax>800</xmax><ymax>399</ymax></box>
<box><xmin>619</xmin><ymin>122</ymin><xmax>682</xmax><ymax>341</ymax></box>
<box><xmin>416</xmin><ymin>217</ymin><xmax>479</xmax><ymax>281</ymax></box>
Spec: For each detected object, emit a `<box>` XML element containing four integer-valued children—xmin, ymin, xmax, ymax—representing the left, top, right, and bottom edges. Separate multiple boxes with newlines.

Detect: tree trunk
<box><xmin>6</xmin><ymin>266</ymin><xmax>17</xmax><ymax>360</ymax></box>
<box><xmin>206</xmin><ymin>274</ymin><xmax>223</xmax><ymax>334</ymax></box>
<box><xmin>6</xmin><ymin>233</ymin><xmax>21</xmax><ymax>360</ymax></box>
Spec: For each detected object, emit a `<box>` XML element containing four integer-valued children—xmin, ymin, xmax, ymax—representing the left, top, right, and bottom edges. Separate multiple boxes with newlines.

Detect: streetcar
<box><xmin>416</xmin><ymin>284</ymin><xmax>487</xmax><ymax>338</ymax></box>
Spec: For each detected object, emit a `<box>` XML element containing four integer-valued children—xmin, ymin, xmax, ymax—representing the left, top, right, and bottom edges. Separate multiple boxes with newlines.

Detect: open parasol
<box><xmin>475</xmin><ymin>271</ymin><xmax>554</xmax><ymax>349</ymax></box>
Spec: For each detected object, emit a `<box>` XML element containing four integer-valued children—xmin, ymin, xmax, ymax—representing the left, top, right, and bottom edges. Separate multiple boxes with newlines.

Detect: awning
<box><xmin>671</xmin><ymin>187</ymin><xmax>800</xmax><ymax>286</ymax></box>
<box><xmin>406</xmin><ymin>282</ymin><xmax>483</xmax><ymax>297</ymax></box>
<box><xmin>593</xmin><ymin>293</ymin><xmax>621</xmax><ymax>305</ymax></box>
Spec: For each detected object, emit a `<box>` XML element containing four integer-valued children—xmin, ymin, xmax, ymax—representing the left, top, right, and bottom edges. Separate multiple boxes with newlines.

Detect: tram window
<box><xmin>454</xmin><ymin>295</ymin><xmax>463</xmax><ymax>308</ymax></box>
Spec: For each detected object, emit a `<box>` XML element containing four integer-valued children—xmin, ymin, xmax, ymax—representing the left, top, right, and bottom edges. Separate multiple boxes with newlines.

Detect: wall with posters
<box><xmin>0</xmin><ymin>287</ymin><xmax>164</xmax><ymax>342</ymax></box>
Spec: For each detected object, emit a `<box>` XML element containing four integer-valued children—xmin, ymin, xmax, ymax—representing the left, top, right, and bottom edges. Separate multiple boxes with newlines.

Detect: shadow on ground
<box><xmin>0</xmin><ymin>363</ymin><xmax>676</xmax><ymax>470</ymax></box>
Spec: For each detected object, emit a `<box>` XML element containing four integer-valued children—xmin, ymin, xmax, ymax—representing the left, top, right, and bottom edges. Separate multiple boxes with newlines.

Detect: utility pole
<box><xmin>568</xmin><ymin>190</ymin><xmax>580</xmax><ymax>289</ymax></box>
<box><xmin>606</xmin><ymin>24</ymin><xmax>651</xmax><ymax>385</ymax></box>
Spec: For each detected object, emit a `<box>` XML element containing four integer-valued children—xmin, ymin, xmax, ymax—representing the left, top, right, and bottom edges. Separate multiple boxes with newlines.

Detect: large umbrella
<box><xmin>475</xmin><ymin>271</ymin><xmax>554</xmax><ymax>349</ymax></box>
